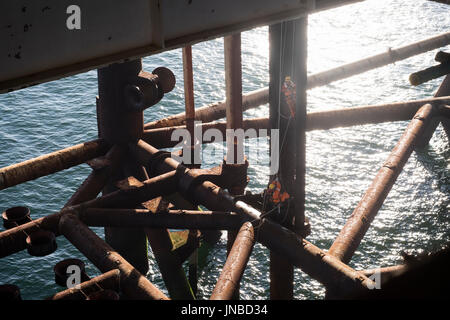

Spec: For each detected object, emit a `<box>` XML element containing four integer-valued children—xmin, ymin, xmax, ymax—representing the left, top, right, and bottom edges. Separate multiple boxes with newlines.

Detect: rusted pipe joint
<box><xmin>177</xmin><ymin>159</ymin><xmax>249</xmax><ymax>200</ymax></box>
<box><xmin>146</xmin><ymin>150</ymin><xmax>173</xmax><ymax>176</ymax></box>
<box><xmin>2</xmin><ymin>206</ymin><xmax>31</xmax><ymax>229</ymax></box>
<box><xmin>124</xmin><ymin>67</ymin><xmax>175</xmax><ymax>112</ymax></box>
<box><xmin>221</xmin><ymin>157</ymin><xmax>249</xmax><ymax>195</ymax></box>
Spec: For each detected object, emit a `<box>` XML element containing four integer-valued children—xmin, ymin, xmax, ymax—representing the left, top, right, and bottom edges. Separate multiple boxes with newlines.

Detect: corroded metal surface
<box><xmin>59</xmin><ymin>213</ymin><xmax>169</xmax><ymax>300</ymax></box>
<box><xmin>0</xmin><ymin>139</ymin><xmax>109</xmax><ymax>191</ymax></box>
<box><xmin>328</xmin><ymin>104</ymin><xmax>438</xmax><ymax>264</ymax></box>
<box><xmin>211</xmin><ymin>222</ymin><xmax>255</xmax><ymax>300</ymax></box>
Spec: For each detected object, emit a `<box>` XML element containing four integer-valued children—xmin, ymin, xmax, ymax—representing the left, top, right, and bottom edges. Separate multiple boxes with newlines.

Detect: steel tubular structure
<box><xmin>0</xmin><ymin>1</ymin><xmax>449</xmax><ymax>300</ymax></box>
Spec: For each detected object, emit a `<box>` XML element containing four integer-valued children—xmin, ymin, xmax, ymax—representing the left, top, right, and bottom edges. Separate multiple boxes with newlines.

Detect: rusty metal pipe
<box><xmin>359</xmin><ymin>265</ymin><xmax>407</xmax><ymax>278</ymax></box>
<box><xmin>232</xmin><ymin>200</ymin><xmax>374</xmax><ymax>295</ymax></box>
<box><xmin>409</xmin><ymin>62</ymin><xmax>450</xmax><ymax>86</ymax></box>
<box><xmin>80</xmin><ymin>208</ymin><xmax>243</xmax><ymax>230</ymax></box>
<box><xmin>48</xmin><ymin>269</ymin><xmax>120</xmax><ymax>300</ymax></box>
<box><xmin>328</xmin><ymin>104</ymin><xmax>438</xmax><ymax>264</ymax></box>
<box><xmin>142</xmin><ymin>96</ymin><xmax>450</xmax><ymax>149</ymax></box>
<box><xmin>59</xmin><ymin>213</ymin><xmax>168</xmax><ymax>300</ymax></box>
<box><xmin>64</xmin><ymin>145</ymin><xmax>123</xmax><ymax>208</ymax></box>
<box><xmin>0</xmin><ymin>166</ymin><xmax>103</xmax><ymax>257</ymax></box>
<box><xmin>210</xmin><ymin>222</ymin><xmax>255</xmax><ymax>300</ymax></box>
<box><xmin>0</xmin><ymin>139</ymin><xmax>109</xmax><ymax>191</ymax></box>
<box><xmin>75</xmin><ymin>170</ymin><xmax>178</xmax><ymax>210</ymax></box>
<box><xmin>0</xmin><ymin>212</ymin><xmax>61</xmax><ymax>258</ymax></box>
<box><xmin>144</xmin><ymin>87</ymin><xmax>267</xmax><ymax>130</ymax></box>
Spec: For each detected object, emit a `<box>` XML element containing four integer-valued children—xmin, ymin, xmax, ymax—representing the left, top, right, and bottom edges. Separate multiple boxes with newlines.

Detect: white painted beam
<box><xmin>0</xmin><ymin>0</ymin><xmax>362</xmax><ymax>93</ymax></box>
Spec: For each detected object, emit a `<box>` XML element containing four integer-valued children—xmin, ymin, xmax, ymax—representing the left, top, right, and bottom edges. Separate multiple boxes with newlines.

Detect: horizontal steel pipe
<box><xmin>0</xmin><ymin>139</ymin><xmax>109</xmax><ymax>191</ymax></box>
<box><xmin>308</xmin><ymin>31</ymin><xmax>450</xmax><ymax>89</ymax></box>
<box><xmin>59</xmin><ymin>213</ymin><xmax>168</xmax><ymax>300</ymax></box>
<box><xmin>80</xmin><ymin>208</ymin><xmax>244</xmax><ymax>230</ymax></box>
<box><xmin>142</xmin><ymin>96</ymin><xmax>450</xmax><ymax>149</ymax></box>
<box><xmin>306</xmin><ymin>96</ymin><xmax>450</xmax><ymax>131</ymax></box>
<box><xmin>410</xmin><ymin>62</ymin><xmax>450</xmax><ymax>86</ymax></box>
<box><xmin>143</xmin><ymin>117</ymin><xmax>269</xmax><ymax>149</ymax></box>
<box><xmin>144</xmin><ymin>88</ymin><xmax>268</xmax><ymax>129</ymax></box>
<box><xmin>144</xmin><ymin>32</ymin><xmax>450</xmax><ymax>129</ymax></box>
<box><xmin>48</xmin><ymin>269</ymin><xmax>120</xmax><ymax>300</ymax></box>
<box><xmin>210</xmin><ymin>222</ymin><xmax>255</xmax><ymax>300</ymax></box>
<box><xmin>129</xmin><ymin>140</ymin><xmax>374</xmax><ymax>294</ymax></box>
<box><xmin>328</xmin><ymin>104</ymin><xmax>438</xmax><ymax>264</ymax></box>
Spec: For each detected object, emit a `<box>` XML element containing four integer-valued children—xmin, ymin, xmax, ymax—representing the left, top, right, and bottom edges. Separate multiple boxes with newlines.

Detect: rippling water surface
<box><xmin>0</xmin><ymin>0</ymin><xmax>449</xmax><ymax>300</ymax></box>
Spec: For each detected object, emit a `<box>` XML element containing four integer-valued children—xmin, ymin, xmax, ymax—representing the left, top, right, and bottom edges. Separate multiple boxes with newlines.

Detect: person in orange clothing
<box><xmin>267</xmin><ymin>178</ymin><xmax>290</xmax><ymax>205</ymax></box>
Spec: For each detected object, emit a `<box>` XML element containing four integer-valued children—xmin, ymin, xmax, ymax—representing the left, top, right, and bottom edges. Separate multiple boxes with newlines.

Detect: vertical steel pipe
<box><xmin>182</xmin><ymin>45</ymin><xmax>195</xmax><ymax>145</ymax></box>
<box><xmin>328</xmin><ymin>104</ymin><xmax>437</xmax><ymax>264</ymax></box>
<box><xmin>210</xmin><ymin>222</ymin><xmax>255</xmax><ymax>300</ymax></box>
<box><xmin>224</xmin><ymin>33</ymin><xmax>244</xmax><ymax>164</ymax></box>
<box><xmin>293</xmin><ymin>17</ymin><xmax>308</xmax><ymax>234</ymax></box>
<box><xmin>80</xmin><ymin>208</ymin><xmax>242</xmax><ymax>230</ymax></box>
<box><xmin>224</xmin><ymin>33</ymin><xmax>244</xmax><ymax>299</ymax></box>
<box><xmin>268</xmin><ymin>21</ymin><xmax>295</xmax><ymax>300</ymax></box>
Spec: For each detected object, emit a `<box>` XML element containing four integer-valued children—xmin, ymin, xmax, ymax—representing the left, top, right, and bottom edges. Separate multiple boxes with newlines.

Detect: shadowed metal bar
<box><xmin>359</xmin><ymin>265</ymin><xmax>407</xmax><ymax>282</ymax></box>
<box><xmin>59</xmin><ymin>213</ymin><xmax>169</xmax><ymax>300</ymax></box>
<box><xmin>210</xmin><ymin>222</ymin><xmax>255</xmax><ymax>300</ymax></box>
<box><xmin>47</xmin><ymin>269</ymin><xmax>120</xmax><ymax>300</ymax></box>
<box><xmin>80</xmin><ymin>208</ymin><xmax>243</xmax><ymax>230</ymax></box>
<box><xmin>328</xmin><ymin>104</ymin><xmax>438</xmax><ymax>264</ymax></box>
<box><xmin>223</xmin><ymin>33</ymin><xmax>244</xmax><ymax>300</ymax></box>
<box><xmin>0</xmin><ymin>139</ymin><xmax>109</xmax><ymax>191</ymax></box>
